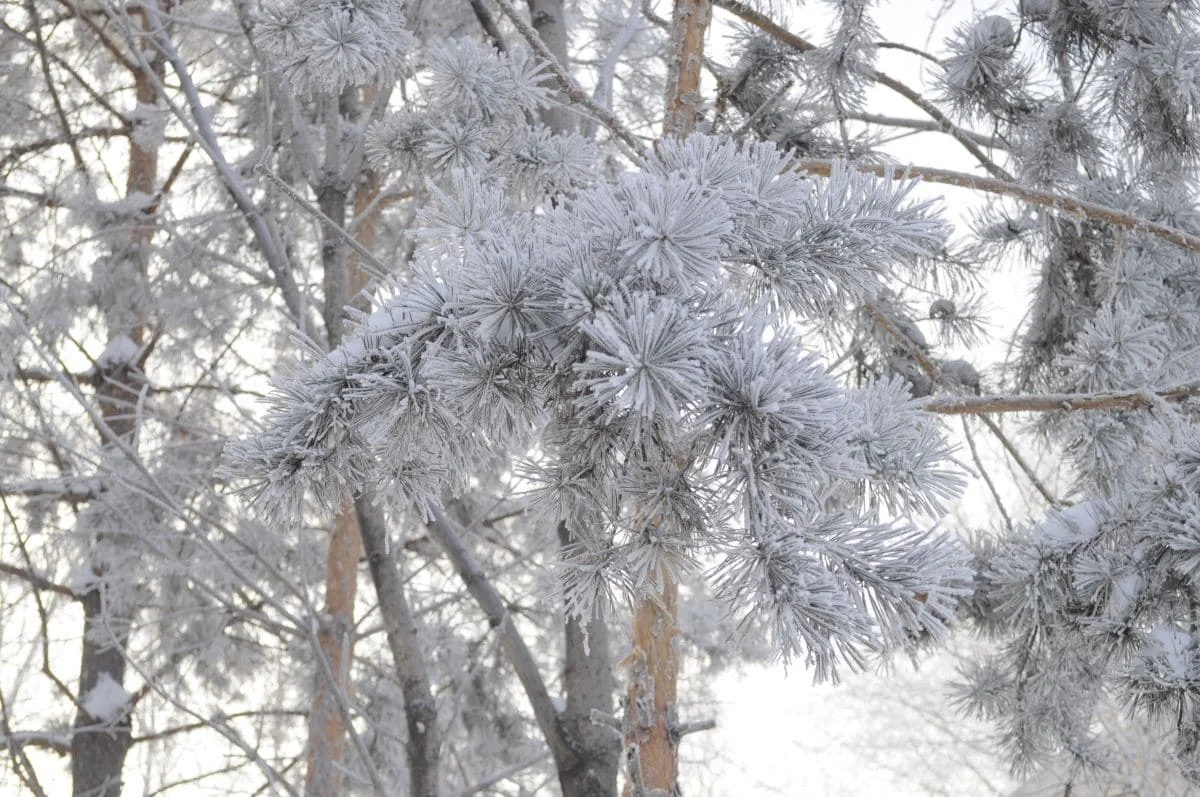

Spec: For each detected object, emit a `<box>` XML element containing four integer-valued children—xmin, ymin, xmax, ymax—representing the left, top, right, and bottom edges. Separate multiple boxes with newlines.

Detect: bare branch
<box><xmin>137</xmin><ymin>3</ymin><xmax>309</xmax><ymax>336</ymax></box>
<box><xmin>714</xmin><ymin>0</ymin><xmax>1012</xmax><ymax>179</ymax></box>
<box><xmin>426</xmin><ymin>504</ymin><xmax>581</xmax><ymax>778</ymax></box>
<box><xmin>0</xmin><ymin>561</ymin><xmax>79</xmax><ymax>599</ymax></box>
<box><xmin>795</xmin><ymin>158</ymin><xmax>1200</xmax><ymax>259</ymax></box>
<box><xmin>923</xmin><ymin>384</ymin><xmax>1200</xmax><ymax>416</ymax></box>
<box><xmin>0</xmin><ymin>731</ymin><xmax>72</xmax><ymax>757</ymax></box>
<box><xmin>0</xmin><ymin>477</ymin><xmax>103</xmax><ymax>503</ymax></box>
<box><xmin>492</xmin><ymin>0</ymin><xmax>649</xmax><ymax>161</ymax></box>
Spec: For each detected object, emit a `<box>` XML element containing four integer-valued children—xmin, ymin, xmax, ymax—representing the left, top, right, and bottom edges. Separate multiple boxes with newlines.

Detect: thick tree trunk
<box><xmin>71</xmin><ymin>10</ymin><xmax>162</xmax><ymax>796</ymax></box>
<box><xmin>304</xmin><ymin>104</ymin><xmax>357</xmax><ymax>795</ymax></box>
<box><xmin>621</xmin><ymin>2</ymin><xmax>710</xmax><ymax>795</ymax></box>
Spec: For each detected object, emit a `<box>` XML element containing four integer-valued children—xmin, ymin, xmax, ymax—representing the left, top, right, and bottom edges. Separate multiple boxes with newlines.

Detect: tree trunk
<box><xmin>304</xmin><ymin>505</ymin><xmax>361</xmax><ymax>797</ymax></box>
<box><xmin>621</xmin><ymin>2</ymin><xmax>710</xmax><ymax>794</ymax></box>
<box><xmin>304</xmin><ymin>92</ymin><xmax>357</xmax><ymax>795</ymax></box>
<box><xmin>526</xmin><ymin>0</ymin><xmax>576</xmax><ymax>134</ymax></box>
<box><xmin>306</xmin><ymin>80</ymin><xmax>441</xmax><ymax>792</ymax></box>
<box><xmin>529</xmin><ymin>2</ymin><xmax>619</xmax><ymax>791</ymax></box>
<box><xmin>558</xmin><ymin>523</ymin><xmax>618</xmax><ymax>797</ymax></box>
<box><xmin>71</xmin><ymin>9</ymin><xmax>162</xmax><ymax>796</ymax></box>
<box><xmin>356</xmin><ymin>496</ymin><xmax>440</xmax><ymax>797</ymax></box>
<box><xmin>623</xmin><ymin>577</ymin><xmax>680</xmax><ymax>797</ymax></box>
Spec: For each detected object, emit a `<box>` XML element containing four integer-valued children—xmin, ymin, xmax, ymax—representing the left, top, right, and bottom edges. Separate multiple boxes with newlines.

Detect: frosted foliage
<box><xmin>941</xmin><ymin>0</ymin><xmax>1200</xmax><ymax>782</ymax></box>
<box><xmin>363</xmin><ymin>38</ymin><xmax>588</xmax><ymax>200</ymax></box>
<box><xmin>229</xmin><ymin>135</ymin><xmax>969</xmax><ymax>680</ymax></box>
<box><xmin>255</xmin><ymin>0</ymin><xmax>413</xmax><ymax>94</ymax></box>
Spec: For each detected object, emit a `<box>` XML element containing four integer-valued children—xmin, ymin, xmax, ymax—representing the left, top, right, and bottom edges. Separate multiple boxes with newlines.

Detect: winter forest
<box><xmin>13</xmin><ymin>0</ymin><xmax>1200</xmax><ymax>794</ymax></box>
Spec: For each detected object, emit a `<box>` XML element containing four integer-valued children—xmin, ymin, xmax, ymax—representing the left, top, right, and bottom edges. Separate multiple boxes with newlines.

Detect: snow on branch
<box><xmin>922</xmin><ymin>384</ymin><xmax>1200</xmax><ymax>416</ymax></box>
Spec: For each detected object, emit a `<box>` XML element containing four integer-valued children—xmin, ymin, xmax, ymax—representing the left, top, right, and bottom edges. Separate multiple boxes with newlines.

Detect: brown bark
<box><xmin>304</xmin><ymin>506</ymin><xmax>361</xmax><ymax>797</ymax></box>
<box><xmin>622</xmin><ymin>577</ymin><xmax>680</xmax><ymax>797</ymax></box>
<box><xmin>70</xmin><ymin>7</ymin><xmax>162</xmax><ymax>797</ymax></box>
<box><xmin>69</xmin><ymin>7</ymin><xmax>162</xmax><ymax>797</ymax></box>
<box><xmin>304</xmin><ymin>107</ymin><xmax>374</xmax><ymax>797</ymax></box>
<box><xmin>619</xmin><ymin>5</ymin><xmax>710</xmax><ymax>795</ymax></box>
<box><xmin>661</xmin><ymin>0</ymin><xmax>710</xmax><ymax>140</ymax></box>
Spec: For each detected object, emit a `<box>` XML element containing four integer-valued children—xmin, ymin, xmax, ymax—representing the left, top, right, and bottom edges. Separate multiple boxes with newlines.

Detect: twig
<box><xmin>138</xmin><ymin>4</ymin><xmax>308</xmax><ymax>334</ymax></box>
<box><xmin>0</xmin><ymin>562</ymin><xmax>78</xmax><ymax>599</ymax></box>
<box><xmin>0</xmin><ymin>477</ymin><xmax>103</xmax><ymax>503</ymax></box>
<box><xmin>426</xmin><ymin>504</ymin><xmax>581</xmax><ymax>780</ymax></box>
<box><xmin>960</xmin><ymin>416</ymin><xmax>1014</xmax><ymax>533</ymax></box>
<box><xmin>492</xmin><ymin>0</ymin><xmax>649</xmax><ymax>161</ymax></box>
<box><xmin>794</xmin><ymin>158</ymin><xmax>1200</xmax><ymax>259</ymax></box>
<box><xmin>865</xmin><ymin>302</ymin><xmax>1062</xmax><ymax>506</ymax></box>
<box><xmin>256</xmin><ymin>166</ymin><xmax>391</xmax><ymax>279</ymax></box>
<box><xmin>713</xmin><ymin>0</ymin><xmax>1011</xmax><ymax>179</ymax></box>
<box><xmin>455</xmin><ymin>751</ymin><xmax>552</xmax><ymax>796</ymax></box>
<box><xmin>674</xmin><ymin>718</ymin><xmax>717</xmax><ymax>737</ymax></box>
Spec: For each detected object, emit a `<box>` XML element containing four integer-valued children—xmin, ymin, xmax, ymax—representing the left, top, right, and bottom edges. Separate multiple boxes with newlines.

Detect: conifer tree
<box><xmin>15</xmin><ymin>1</ymin><xmax>1200</xmax><ymax>795</ymax></box>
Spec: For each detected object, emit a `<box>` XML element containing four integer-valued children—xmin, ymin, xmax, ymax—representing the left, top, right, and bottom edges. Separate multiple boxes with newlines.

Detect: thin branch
<box><xmin>53</xmin><ymin>0</ymin><xmax>138</xmax><ymax>72</ymax></box>
<box><xmin>960</xmin><ymin>416</ymin><xmax>1014</xmax><ymax>533</ymax></box>
<box><xmin>256</xmin><ymin>166</ymin><xmax>390</xmax><ymax>279</ymax></box>
<box><xmin>0</xmin><ymin>561</ymin><xmax>79</xmax><ymax>599</ymax></box>
<box><xmin>455</xmin><ymin>751</ymin><xmax>552</xmax><ymax>797</ymax></box>
<box><xmin>713</xmin><ymin>0</ymin><xmax>1011</xmax><ymax>179</ymax></box>
<box><xmin>980</xmin><ymin>414</ymin><xmax>1061</xmax><ymax>508</ymax></box>
<box><xmin>674</xmin><ymin>718</ymin><xmax>717</xmax><ymax>737</ymax></box>
<box><xmin>0</xmin><ymin>477</ymin><xmax>103</xmax><ymax>503</ymax></box>
<box><xmin>794</xmin><ymin>157</ymin><xmax>1200</xmax><ymax>258</ymax></box>
<box><xmin>468</xmin><ymin>0</ymin><xmax>507</xmax><ymax>52</ymax></box>
<box><xmin>0</xmin><ymin>18</ymin><xmax>130</xmax><ymax>124</ymax></box>
<box><xmin>845</xmin><ymin>112</ymin><xmax>1004</xmax><ymax>148</ymax></box>
<box><xmin>865</xmin><ymin>302</ymin><xmax>1062</xmax><ymax>507</ymax></box>
<box><xmin>426</xmin><ymin>504</ymin><xmax>580</xmax><ymax>778</ymax></box>
<box><xmin>0</xmin><ymin>731</ymin><xmax>72</xmax><ymax>757</ymax></box>
<box><xmin>492</xmin><ymin>0</ymin><xmax>649</xmax><ymax>161</ymax></box>
<box><xmin>138</xmin><ymin>3</ymin><xmax>308</xmax><ymax>335</ymax></box>
<box><xmin>875</xmin><ymin>39</ymin><xmax>943</xmax><ymax>66</ymax></box>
